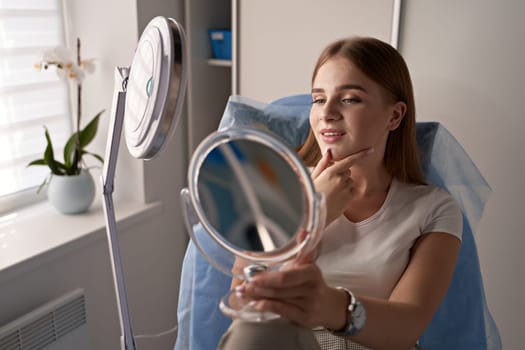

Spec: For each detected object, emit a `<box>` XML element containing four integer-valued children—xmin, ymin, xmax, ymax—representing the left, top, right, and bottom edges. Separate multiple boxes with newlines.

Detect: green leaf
<box><xmin>54</xmin><ymin>160</ymin><xmax>68</xmax><ymax>172</ymax></box>
<box><xmin>27</xmin><ymin>159</ymin><xmax>47</xmax><ymax>167</ymax></box>
<box><xmin>43</xmin><ymin>127</ymin><xmax>69</xmax><ymax>175</ymax></box>
<box><xmin>63</xmin><ymin>110</ymin><xmax>104</xmax><ymax>170</ymax></box>
<box><xmin>51</xmin><ymin>160</ymin><xmax>67</xmax><ymax>176</ymax></box>
<box><xmin>43</xmin><ymin>127</ymin><xmax>61</xmax><ymax>175</ymax></box>
<box><xmin>82</xmin><ymin>150</ymin><xmax>104</xmax><ymax>164</ymax></box>
<box><xmin>63</xmin><ymin>133</ymin><xmax>77</xmax><ymax>168</ymax></box>
<box><xmin>79</xmin><ymin>110</ymin><xmax>104</xmax><ymax>148</ymax></box>
<box><xmin>69</xmin><ymin>148</ymin><xmax>80</xmax><ymax>175</ymax></box>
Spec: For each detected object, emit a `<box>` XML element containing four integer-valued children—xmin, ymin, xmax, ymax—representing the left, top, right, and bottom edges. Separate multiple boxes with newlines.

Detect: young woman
<box><xmin>226</xmin><ymin>37</ymin><xmax>462</xmax><ymax>350</ymax></box>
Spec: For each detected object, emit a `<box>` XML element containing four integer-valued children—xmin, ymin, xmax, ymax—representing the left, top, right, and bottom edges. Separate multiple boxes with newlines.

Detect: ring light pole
<box><xmin>101</xmin><ymin>17</ymin><xmax>187</xmax><ymax>350</ymax></box>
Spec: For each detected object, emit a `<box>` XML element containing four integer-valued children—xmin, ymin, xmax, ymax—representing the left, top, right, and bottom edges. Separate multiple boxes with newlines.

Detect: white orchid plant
<box><xmin>28</xmin><ymin>39</ymin><xmax>104</xmax><ymax>192</ymax></box>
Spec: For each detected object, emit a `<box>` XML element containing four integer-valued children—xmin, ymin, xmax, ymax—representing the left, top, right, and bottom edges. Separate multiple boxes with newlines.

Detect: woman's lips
<box><xmin>320</xmin><ymin>129</ymin><xmax>346</xmax><ymax>144</ymax></box>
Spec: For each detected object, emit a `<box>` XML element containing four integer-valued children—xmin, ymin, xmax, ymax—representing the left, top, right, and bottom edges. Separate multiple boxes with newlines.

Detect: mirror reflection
<box><xmin>197</xmin><ymin>138</ymin><xmax>305</xmax><ymax>252</ymax></box>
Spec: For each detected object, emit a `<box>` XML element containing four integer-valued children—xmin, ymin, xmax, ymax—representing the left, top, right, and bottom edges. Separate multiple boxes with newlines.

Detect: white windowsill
<box><xmin>0</xmin><ymin>199</ymin><xmax>163</xmax><ymax>284</ymax></box>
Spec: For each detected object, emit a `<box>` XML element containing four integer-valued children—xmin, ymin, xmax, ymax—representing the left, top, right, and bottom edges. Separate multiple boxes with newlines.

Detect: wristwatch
<box><xmin>330</xmin><ymin>287</ymin><xmax>367</xmax><ymax>336</ymax></box>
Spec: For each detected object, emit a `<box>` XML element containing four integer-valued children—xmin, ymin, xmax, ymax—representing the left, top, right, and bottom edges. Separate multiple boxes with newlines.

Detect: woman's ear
<box><xmin>387</xmin><ymin>101</ymin><xmax>407</xmax><ymax>131</ymax></box>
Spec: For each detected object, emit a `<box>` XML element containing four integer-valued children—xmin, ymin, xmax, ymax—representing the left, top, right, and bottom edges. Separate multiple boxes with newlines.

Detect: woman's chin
<box><xmin>328</xmin><ymin>146</ymin><xmax>348</xmax><ymax>160</ymax></box>
<box><xmin>331</xmin><ymin>147</ymin><xmax>365</xmax><ymax>161</ymax></box>
<box><xmin>320</xmin><ymin>143</ymin><xmax>366</xmax><ymax>161</ymax></box>
<box><xmin>329</xmin><ymin>149</ymin><xmax>347</xmax><ymax>161</ymax></box>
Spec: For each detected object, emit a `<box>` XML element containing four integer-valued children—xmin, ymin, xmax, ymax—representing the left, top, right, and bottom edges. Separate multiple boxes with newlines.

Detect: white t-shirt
<box><xmin>316</xmin><ymin>179</ymin><xmax>463</xmax><ymax>300</ymax></box>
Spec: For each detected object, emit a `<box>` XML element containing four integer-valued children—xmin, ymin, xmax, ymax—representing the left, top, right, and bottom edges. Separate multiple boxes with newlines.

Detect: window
<box><xmin>0</xmin><ymin>0</ymin><xmax>72</xmax><ymax>213</ymax></box>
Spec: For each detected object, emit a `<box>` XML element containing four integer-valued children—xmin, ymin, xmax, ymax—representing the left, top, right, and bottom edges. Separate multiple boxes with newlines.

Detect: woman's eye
<box><xmin>342</xmin><ymin>97</ymin><xmax>360</xmax><ymax>104</ymax></box>
<box><xmin>312</xmin><ymin>98</ymin><xmax>325</xmax><ymax>104</ymax></box>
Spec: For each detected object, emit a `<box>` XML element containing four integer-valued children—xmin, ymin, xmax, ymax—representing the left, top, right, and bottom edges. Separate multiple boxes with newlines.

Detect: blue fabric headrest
<box><xmin>218</xmin><ymin>95</ymin><xmax>311</xmax><ymax>148</ymax></box>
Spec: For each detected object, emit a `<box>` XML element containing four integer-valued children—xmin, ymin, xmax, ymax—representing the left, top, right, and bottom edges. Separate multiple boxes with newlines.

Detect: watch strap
<box><xmin>329</xmin><ymin>287</ymin><xmax>365</xmax><ymax>336</ymax></box>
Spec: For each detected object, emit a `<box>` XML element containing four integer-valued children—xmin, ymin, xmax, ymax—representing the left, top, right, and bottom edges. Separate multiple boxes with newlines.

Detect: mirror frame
<box><xmin>186</xmin><ymin>127</ymin><xmax>320</xmax><ymax>264</ymax></box>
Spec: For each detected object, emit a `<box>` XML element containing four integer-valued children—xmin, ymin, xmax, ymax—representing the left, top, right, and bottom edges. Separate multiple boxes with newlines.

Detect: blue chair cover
<box><xmin>175</xmin><ymin>94</ymin><xmax>501</xmax><ymax>350</ymax></box>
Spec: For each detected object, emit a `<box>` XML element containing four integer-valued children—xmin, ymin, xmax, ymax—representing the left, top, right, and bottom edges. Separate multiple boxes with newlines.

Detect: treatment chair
<box><xmin>174</xmin><ymin>94</ymin><xmax>501</xmax><ymax>350</ymax></box>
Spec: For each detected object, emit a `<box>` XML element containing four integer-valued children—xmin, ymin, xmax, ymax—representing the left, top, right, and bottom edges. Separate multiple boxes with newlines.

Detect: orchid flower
<box><xmin>36</xmin><ymin>45</ymin><xmax>95</xmax><ymax>84</ymax></box>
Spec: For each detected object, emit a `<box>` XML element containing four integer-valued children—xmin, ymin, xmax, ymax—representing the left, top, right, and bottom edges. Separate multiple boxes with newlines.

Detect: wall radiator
<box><xmin>0</xmin><ymin>289</ymin><xmax>90</xmax><ymax>350</ymax></box>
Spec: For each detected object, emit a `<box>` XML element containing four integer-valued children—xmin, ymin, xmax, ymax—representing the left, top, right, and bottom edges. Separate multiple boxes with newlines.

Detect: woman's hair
<box><xmin>298</xmin><ymin>37</ymin><xmax>425</xmax><ymax>185</ymax></box>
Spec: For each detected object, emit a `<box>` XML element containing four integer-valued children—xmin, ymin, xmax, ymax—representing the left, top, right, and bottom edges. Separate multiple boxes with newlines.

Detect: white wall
<box><xmin>0</xmin><ymin>0</ymin><xmax>188</xmax><ymax>349</ymax></box>
<box><xmin>401</xmin><ymin>1</ymin><xmax>525</xmax><ymax>348</ymax></box>
<box><xmin>239</xmin><ymin>0</ymin><xmax>394</xmax><ymax>101</ymax></box>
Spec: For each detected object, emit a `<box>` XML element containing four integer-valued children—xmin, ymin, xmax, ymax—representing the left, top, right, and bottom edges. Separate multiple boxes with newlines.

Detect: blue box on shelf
<box><xmin>208</xmin><ymin>29</ymin><xmax>232</xmax><ymax>60</ymax></box>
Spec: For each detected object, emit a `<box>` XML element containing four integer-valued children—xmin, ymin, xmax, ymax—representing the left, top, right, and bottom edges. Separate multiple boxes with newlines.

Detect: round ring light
<box><xmin>124</xmin><ymin>16</ymin><xmax>186</xmax><ymax>159</ymax></box>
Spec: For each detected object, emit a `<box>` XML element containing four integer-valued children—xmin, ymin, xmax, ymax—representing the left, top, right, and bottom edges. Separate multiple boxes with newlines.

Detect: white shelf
<box><xmin>0</xmin><ymin>199</ymin><xmax>162</xmax><ymax>283</ymax></box>
<box><xmin>185</xmin><ymin>0</ymin><xmax>232</xmax><ymax>153</ymax></box>
<box><xmin>207</xmin><ymin>58</ymin><xmax>232</xmax><ymax>67</ymax></box>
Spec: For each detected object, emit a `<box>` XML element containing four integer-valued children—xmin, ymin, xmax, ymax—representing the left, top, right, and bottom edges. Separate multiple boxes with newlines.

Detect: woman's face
<box><xmin>310</xmin><ymin>57</ymin><xmax>402</xmax><ymax>161</ymax></box>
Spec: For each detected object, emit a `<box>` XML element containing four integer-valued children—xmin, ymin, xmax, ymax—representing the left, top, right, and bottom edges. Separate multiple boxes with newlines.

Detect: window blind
<box><xmin>0</xmin><ymin>0</ymin><xmax>71</xmax><ymax>212</ymax></box>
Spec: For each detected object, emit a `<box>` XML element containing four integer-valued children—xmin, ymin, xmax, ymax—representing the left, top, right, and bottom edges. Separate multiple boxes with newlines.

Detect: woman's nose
<box><xmin>320</xmin><ymin>100</ymin><xmax>342</xmax><ymax>121</ymax></box>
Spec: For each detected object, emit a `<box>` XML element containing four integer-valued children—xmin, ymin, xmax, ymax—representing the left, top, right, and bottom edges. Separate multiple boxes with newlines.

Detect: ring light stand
<box><xmin>101</xmin><ymin>17</ymin><xmax>187</xmax><ymax>350</ymax></box>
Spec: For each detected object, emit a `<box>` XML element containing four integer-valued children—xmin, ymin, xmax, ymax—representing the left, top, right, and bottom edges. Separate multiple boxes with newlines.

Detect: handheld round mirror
<box><xmin>101</xmin><ymin>16</ymin><xmax>187</xmax><ymax>350</ymax></box>
<box><xmin>181</xmin><ymin>127</ymin><xmax>325</xmax><ymax>321</ymax></box>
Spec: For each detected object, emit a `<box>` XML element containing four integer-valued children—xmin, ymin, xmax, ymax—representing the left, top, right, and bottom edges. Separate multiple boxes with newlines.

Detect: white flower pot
<box><xmin>47</xmin><ymin>169</ymin><xmax>96</xmax><ymax>214</ymax></box>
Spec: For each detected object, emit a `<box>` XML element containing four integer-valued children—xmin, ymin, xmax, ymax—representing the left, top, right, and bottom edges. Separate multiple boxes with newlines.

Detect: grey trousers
<box><xmin>218</xmin><ymin>320</ymin><xmax>421</xmax><ymax>350</ymax></box>
<box><xmin>218</xmin><ymin>319</ymin><xmax>321</xmax><ymax>350</ymax></box>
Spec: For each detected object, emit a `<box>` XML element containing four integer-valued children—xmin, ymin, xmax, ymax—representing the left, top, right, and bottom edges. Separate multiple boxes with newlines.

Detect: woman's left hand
<box><xmin>236</xmin><ymin>259</ymin><xmax>338</xmax><ymax>328</ymax></box>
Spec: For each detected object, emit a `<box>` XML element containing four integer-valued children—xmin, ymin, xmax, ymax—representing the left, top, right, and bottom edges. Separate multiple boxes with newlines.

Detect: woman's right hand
<box><xmin>311</xmin><ymin>148</ymin><xmax>373</xmax><ymax>225</ymax></box>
